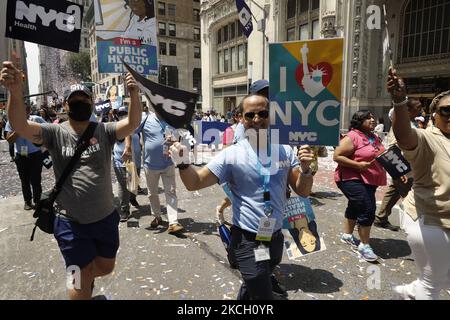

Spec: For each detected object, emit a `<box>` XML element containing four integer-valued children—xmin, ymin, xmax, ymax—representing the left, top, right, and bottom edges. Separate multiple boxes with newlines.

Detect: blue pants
<box><xmin>229</xmin><ymin>226</ymin><xmax>284</xmax><ymax>300</ymax></box>
<box><xmin>337</xmin><ymin>180</ymin><xmax>378</xmax><ymax>227</ymax></box>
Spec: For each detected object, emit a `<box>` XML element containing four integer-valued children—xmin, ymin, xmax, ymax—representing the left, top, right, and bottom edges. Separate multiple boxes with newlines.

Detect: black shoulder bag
<box><xmin>30</xmin><ymin>122</ymin><xmax>98</xmax><ymax>241</ymax></box>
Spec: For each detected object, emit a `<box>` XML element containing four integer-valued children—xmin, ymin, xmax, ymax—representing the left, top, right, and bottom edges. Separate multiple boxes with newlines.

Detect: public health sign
<box><xmin>94</xmin><ymin>0</ymin><xmax>157</xmax><ymax>75</ymax></box>
<box><xmin>269</xmin><ymin>39</ymin><xmax>344</xmax><ymax>146</ymax></box>
<box><xmin>5</xmin><ymin>0</ymin><xmax>84</xmax><ymax>52</ymax></box>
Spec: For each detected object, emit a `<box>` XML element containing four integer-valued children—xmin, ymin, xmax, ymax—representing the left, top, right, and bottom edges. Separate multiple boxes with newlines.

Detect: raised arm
<box><xmin>387</xmin><ymin>67</ymin><xmax>418</xmax><ymax>151</ymax></box>
<box><xmin>1</xmin><ymin>62</ymin><xmax>43</xmax><ymax>144</ymax></box>
<box><xmin>169</xmin><ymin>142</ymin><xmax>219</xmax><ymax>191</ymax></box>
<box><xmin>115</xmin><ymin>73</ymin><xmax>142</xmax><ymax>140</ymax></box>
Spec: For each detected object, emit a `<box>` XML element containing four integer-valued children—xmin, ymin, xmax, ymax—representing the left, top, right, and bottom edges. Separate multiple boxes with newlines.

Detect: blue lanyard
<box><xmin>253</xmin><ymin>135</ymin><xmax>273</xmax><ymax>217</ymax></box>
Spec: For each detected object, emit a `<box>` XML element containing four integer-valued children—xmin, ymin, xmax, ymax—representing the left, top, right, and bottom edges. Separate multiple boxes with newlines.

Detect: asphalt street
<box><xmin>0</xmin><ymin>144</ymin><xmax>449</xmax><ymax>300</ymax></box>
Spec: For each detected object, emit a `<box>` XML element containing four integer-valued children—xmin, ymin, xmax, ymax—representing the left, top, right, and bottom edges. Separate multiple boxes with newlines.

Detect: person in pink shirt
<box><xmin>334</xmin><ymin>111</ymin><xmax>387</xmax><ymax>262</ymax></box>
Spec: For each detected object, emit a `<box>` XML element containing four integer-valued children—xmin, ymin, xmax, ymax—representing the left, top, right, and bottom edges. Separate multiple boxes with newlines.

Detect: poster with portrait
<box><xmin>282</xmin><ymin>197</ymin><xmax>326</xmax><ymax>259</ymax></box>
<box><xmin>94</xmin><ymin>0</ymin><xmax>158</xmax><ymax>75</ymax></box>
<box><xmin>269</xmin><ymin>39</ymin><xmax>343</xmax><ymax>146</ymax></box>
<box><xmin>105</xmin><ymin>85</ymin><xmax>123</xmax><ymax>109</ymax></box>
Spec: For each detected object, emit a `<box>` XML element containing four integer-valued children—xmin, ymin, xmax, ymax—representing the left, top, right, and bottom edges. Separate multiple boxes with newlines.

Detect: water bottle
<box><xmin>218</xmin><ymin>223</ymin><xmax>231</xmax><ymax>249</ymax></box>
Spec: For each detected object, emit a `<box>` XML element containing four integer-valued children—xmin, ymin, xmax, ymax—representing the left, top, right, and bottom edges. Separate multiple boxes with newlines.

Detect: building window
<box><xmin>193</xmin><ymin>68</ymin><xmax>201</xmax><ymax>94</ymax></box>
<box><xmin>168</xmin><ymin>3</ymin><xmax>176</xmax><ymax>16</ymax></box>
<box><xmin>237</xmin><ymin>21</ymin><xmax>243</xmax><ymax>37</ymax></box>
<box><xmin>194</xmin><ymin>27</ymin><xmax>200</xmax><ymax>40</ymax></box>
<box><xmin>401</xmin><ymin>0</ymin><xmax>450</xmax><ymax>61</ymax></box>
<box><xmin>158</xmin><ymin>2</ymin><xmax>165</xmax><ymax>15</ymax></box>
<box><xmin>193</xmin><ymin>9</ymin><xmax>200</xmax><ymax>22</ymax></box>
<box><xmin>217</xmin><ymin>29</ymin><xmax>222</xmax><ymax>44</ymax></box>
<box><xmin>312</xmin><ymin>19</ymin><xmax>320</xmax><ymax>39</ymax></box>
<box><xmin>231</xmin><ymin>46</ymin><xmax>237</xmax><ymax>71</ymax></box>
<box><xmin>194</xmin><ymin>46</ymin><xmax>201</xmax><ymax>59</ymax></box>
<box><xmin>238</xmin><ymin>44</ymin><xmax>246</xmax><ymax>70</ymax></box>
<box><xmin>224</xmin><ymin>48</ymin><xmax>229</xmax><ymax>72</ymax></box>
<box><xmin>287</xmin><ymin>27</ymin><xmax>296</xmax><ymax>41</ymax></box>
<box><xmin>230</xmin><ymin>22</ymin><xmax>236</xmax><ymax>39</ymax></box>
<box><xmin>223</xmin><ymin>25</ymin><xmax>228</xmax><ymax>42</ymax></box>
<box><xmin>287</xmin><ymin>0</ymin><xmax>296</xmax><ymax>19</ymax></box>
<box><xmin>160</xmin><ymin>42</ymin><xmax>167</xmax><ymax>55</ymax></box>
<box><xmin>299</xmin><ymin>0</ymin><xmax>309</xmax><ymax>13</ymax></box>
<box><xmin>311</xmin><ymin>0</ymin><xmax>319</xmax><ymax>10</ymax></box>
<box><xmin>169</xmin><ymin>23</ymin><xmax>176</xmax><ymax>37</ymax></box>
<box><xmin>218</xmin><ymin>50</ymin><xmax>224</xmax><ymax>74</ymax></box>
<box><xmin>169</xmin><ymin>43</ymin><xmax>176</xmax><ymax>56</ymax></box>
<box><xmin>159</xmin><ymin>22</ymin><xmax>166</xmax><ymax>36</ymax></box>
<box><xmin>159</xmin><ymin>65</ymin><xmax>179</xmax><ymax>88</ymax></box>
<box><xmin>299</xmin><ymin>24</ymin><xmax>308</xmax><ymax>40</ymax></box>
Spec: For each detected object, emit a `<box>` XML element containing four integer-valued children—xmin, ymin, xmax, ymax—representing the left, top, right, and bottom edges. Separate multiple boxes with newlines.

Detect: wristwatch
<box><xmin>392</xmin><ymin>96</ymin><xmax>408</xmax><ymax>107</ymax></box>
<box><xmin>300</xmin><ymin>167</ymin><xmax>312</xmax><ymax>177</ymax></box>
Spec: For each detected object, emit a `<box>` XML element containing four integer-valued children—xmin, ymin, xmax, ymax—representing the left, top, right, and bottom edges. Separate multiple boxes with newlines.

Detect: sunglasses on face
<box><xmin>437</xmin><ymin>106</ymin><xmax>450</xmax><ymax>117</ymax></box>
<box><xmin>244</xmin><ymin>110</ymin><xmax>269</xmax><ymax>120</ymax></box>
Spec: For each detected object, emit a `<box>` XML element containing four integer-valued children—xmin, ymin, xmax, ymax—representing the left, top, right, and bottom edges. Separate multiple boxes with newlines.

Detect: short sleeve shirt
<box><xmin>207</xmin><ymin>139</ymin><xmax>299</xmax><ymax>233</ymax></box>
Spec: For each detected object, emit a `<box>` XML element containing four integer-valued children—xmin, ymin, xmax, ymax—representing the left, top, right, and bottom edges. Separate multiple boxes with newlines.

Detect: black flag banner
<box><xmin>376</xmin><ymin>145</ymin><xmax>412</xmax><ymax>179</ymax></box>
<box><xmin>5</xmin><ymin>0</ymin><xmax>83</xmax><ymax>53</ymax></box>
<box><xmin>123</xmin><ymin>61</ymin><xmax>198</xmax><ymax>129</ymax></box>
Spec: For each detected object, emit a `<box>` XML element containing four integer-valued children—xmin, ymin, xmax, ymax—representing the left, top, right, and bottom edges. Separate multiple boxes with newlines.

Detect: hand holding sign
<box><xmin>387</xmin><ymin>67</ymin><xmax>407</xmax><ymax>103</ymax></box>
<box><xmin>169</xmin><ymin>142</ymin><xmax>189</xmax><ymax>166</ymax></box>
<box><xmin>125</xmin><ymin>72</ymin><xmax>139</xmax><ymax>94</ymax></box>
<box><xmin>297</xmin><ymin>145</ymin><xmax>314</xmax><ymax>172</ymax></box>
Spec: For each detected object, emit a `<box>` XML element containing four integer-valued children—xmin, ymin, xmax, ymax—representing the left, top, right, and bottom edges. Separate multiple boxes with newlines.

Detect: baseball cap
<box><xmin>249</xmin><ymin>79</ymin><xmax>269</xmax><ymax>94</ymax></box>
<box><xmin>415</xmin><ymin>116</ymin><xmax>425</xmax><ymax>122</ymax></box>
<box><xmin>64</xmin><ymin>84</ymin><xmax>92</xmax><ymax>102</ymax></box>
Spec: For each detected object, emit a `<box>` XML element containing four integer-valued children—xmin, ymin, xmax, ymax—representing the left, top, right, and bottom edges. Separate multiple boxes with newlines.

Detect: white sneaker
<box><xmin>393</xmin><ymin>284</ymin><xmax>415</xmax><ymax>300</ymax></box>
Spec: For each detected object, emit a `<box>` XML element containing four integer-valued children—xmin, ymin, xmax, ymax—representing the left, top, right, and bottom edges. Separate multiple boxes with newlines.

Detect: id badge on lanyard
<box><xmin>20</xmin><ymin>146</ymin><xmax>28</xmax><ymax>157</ymax></box>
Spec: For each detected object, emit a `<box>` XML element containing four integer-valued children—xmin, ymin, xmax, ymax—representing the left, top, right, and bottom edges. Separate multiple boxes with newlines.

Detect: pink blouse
<box><xmin>334</xmin><ymin>129</ymin><xmax>387</xmax><ymax>186</ymax></box>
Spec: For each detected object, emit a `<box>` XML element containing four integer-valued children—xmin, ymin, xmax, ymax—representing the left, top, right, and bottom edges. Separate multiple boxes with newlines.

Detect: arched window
<box><xmin>401</xmin><ymin>0</ymin><xmax>450</xmax><ymax>62</ymax></box>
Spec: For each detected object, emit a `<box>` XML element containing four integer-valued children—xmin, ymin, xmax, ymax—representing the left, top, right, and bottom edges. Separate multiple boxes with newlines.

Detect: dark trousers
<box><xmin>229</xmin><ymin>226</ymin><xmax>284</xmax><ymax>300</ymax></box>
<box><xmin>9</xmin><ymin>142</ymin><xmax>14</xmax><ymax>159</ymax></box>
<box><xmin>14</xmin><ymin>151</ymin><xmax>43</xmax><ymax>204</ymax></box>
<box><xmin>376</xmin><ymin>177</ymin><xmax>413</xmax><ymax>223</ymax></box>
<box><xmin>337</xmin><ymin>180</ymin><xmax>378</xmax><ymax>227</ymax></box>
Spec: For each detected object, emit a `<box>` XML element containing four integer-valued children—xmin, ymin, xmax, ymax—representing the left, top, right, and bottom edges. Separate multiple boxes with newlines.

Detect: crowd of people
<box><xmin>1</xmin><ymin>59</ymin><xmax>449</xmax><ymax>301</ymax></box>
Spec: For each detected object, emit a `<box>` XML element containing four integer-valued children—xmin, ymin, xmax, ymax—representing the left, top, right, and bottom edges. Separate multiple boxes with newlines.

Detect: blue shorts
<box><xmin>54</xmin><ymin>211</ymin><xmax>120</xmax><ymax>269</ymax></box>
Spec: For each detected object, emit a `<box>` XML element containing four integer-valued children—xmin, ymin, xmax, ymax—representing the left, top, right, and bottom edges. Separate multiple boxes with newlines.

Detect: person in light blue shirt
<box><xmin>113</xmin><ymin>108</ymin><xmax>142</xmax><ymax>221</ymax></box>
<box><xmin>5</xmin><ymin>105</ymin><xmax>46</xmax><ymax>210</ymax></box>
<box><xmin>134</xmin><ymin>111</ymin><xmax>184</xmax><ymax>234</ymax></box>
<box><xmin>169</xmin><ymin>94</ymin><xmax>314</xmax><ymax>300</ymax></box>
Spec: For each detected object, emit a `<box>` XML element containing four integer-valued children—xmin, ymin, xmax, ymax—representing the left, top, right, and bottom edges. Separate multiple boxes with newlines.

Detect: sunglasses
<box><xmin>437</xmin><ymin>106</ymin><xmax>450</xmax><ymax>117</ymax></box>
<box><xmin>244</xmin><ymin>110</ymin><xmax>269</xmax><ymax>120</ymax></box>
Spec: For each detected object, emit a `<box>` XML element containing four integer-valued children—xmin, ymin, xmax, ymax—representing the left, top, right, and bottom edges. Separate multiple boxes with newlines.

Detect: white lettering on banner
<box><xmin>289</xmin><ymin>131</ymin><xmax>318</xmax><ymax>143</ymax></box>
<box><xmin>383</xmin><ymin>150</ymin><xmax>409</xmax><ymax>172</ymax></box>
<box><xmin>14</xmin><ymin>20</ymin><xmax>37</xmax><ymax>31</ymax></box>
<box><xmin>109</xmin><ymin>46</ymin><xmax>148</xmax><ymax>56</ymax></box>
<box><xmin>143</xmin><ymin>89</ymin><xmax>187</xmax><ymax>117</ymax></box>
<box><xmin>15</xmin><ymin>1</ymin><xmax>81</xmax><ymax>32</ymax></box>
<box><xmin>114</xmin><ymin>64</ymin><xmax>144</xmax><ymax>73</ymax></box>
<box><xmin>270</xmin><ymin>100</ymin><xmax>340</xmax><ymax>126</ymax></box>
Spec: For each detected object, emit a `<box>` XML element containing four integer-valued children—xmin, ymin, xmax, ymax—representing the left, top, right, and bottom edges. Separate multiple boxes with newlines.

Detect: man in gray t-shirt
<box><xmin>1</xmin><ymin>60</ymin><xmax>142</xmax><ymax>300</ymax></box>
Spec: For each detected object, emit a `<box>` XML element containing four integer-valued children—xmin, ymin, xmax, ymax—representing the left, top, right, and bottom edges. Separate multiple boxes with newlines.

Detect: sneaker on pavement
<box><xmin>119</xmin><ymin>210</ymin><xmax>130</xmax><ymax>222</ymax></box>
<box><xmin>374</xmin><ymin>221</ymin><xmax>400</xmax><ymax>231</ymax></box>
<box><xmin>271</xmin><ymin>275</ymin><xmax>288</xmax><ymax>298</ymax></box>
<box><xmin>393</xmin><ymin>284</ymin><xmax>415</xmax><ymax>300</ymax></box>
<box><xmin>168</xmin><ymin>223</ymin><xmax>184</xmax><ymax>234</ymax></box>
<box><xmin>358</xmin><ymin>243</ymin><xmax>378</xmax><ymax>262</ymax></box>
<box><xmin>24</xmin><ymin>202</ymin><xmax>34</xmax><ymax>211</ymax></box>
<box><xmin>340</xmin><ymin>233</ymin><xmax>360</xmax><ymax>249</ymax></box>
<box><xmin>130</xmin><ymin>198</ymin><xmax>140</xmax><ymax>209</ymax></box>
<box><xmin>150</xmin><ymin>216</ymin><xmax>163</xmax><ymax>228</ymax></box>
